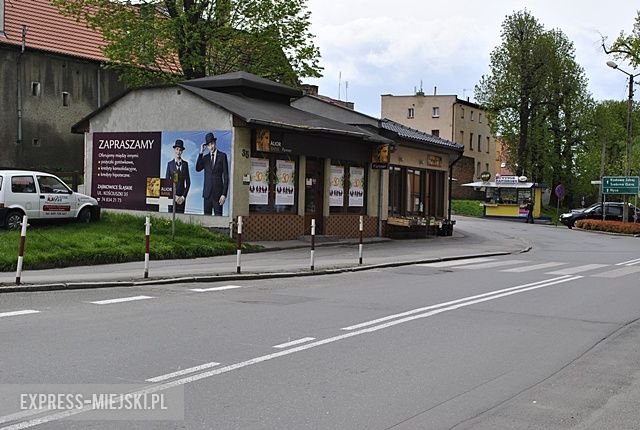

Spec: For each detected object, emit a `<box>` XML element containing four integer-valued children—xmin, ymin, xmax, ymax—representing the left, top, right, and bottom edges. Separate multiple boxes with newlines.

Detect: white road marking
<box><xmin>417</xmin><ymin>257</ymin><xmax>496</xmax><ymax>268</ymax></box>
<box><xmin>341</xmin><ymin>275</ymin><xmax>572</xmax><ymax>331</ymax></box>
<box><xmin>457</xmin><ymin>259</ymin><xmax>528</xmax><ymax>270</ymax></box>
<box><xmin>546</xmin><ymin>264</ymin><xmax>609</xmax><ymax>275</ymax></box>
<box><xmin>190</xmin><ymin>285</ymin><xmax>245</xmax><ymax>292</ymax></box>
<box><xmin>501</xmin><ymin>262</ymin><xmax>566</xmax><ymax>273</ymax></box>
<box><xmin>616</xmin><ymin>257</ymin><xmax>640</xmax><ymax>266</ymax></box>
<box><xmin>0</xmin><ymin>275</ymin><xmax>583</xmax><ymax>430</ymax></box>
<box><xmin>273</xmin><ymin>337</ymin><xmax>316</xmax><ymax>349</ymax></box>
<box><xmin>146</xmin><ymin>361</ymin><xmax>221</xmax><ymax>382</ymax></box>
<box><xmin>0</xmin><ymin>310</ymin><xmax>39</xmax><ymax>319</ymax></box>
<box><xmin>590</xmin><ymin>266</ymin><xmax>640</xmax><ymax>278</ymax></box>
<box><xmin>90</xmin><ymin>295</ymin><xmax>153</xmax><ymax>305</ymax></box>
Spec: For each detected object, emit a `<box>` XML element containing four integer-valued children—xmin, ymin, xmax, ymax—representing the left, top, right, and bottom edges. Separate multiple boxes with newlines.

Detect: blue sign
<box><xmin>554</xmin><ymin>184</ymin><xmax>565</xmax><ymax>199</ymax></box>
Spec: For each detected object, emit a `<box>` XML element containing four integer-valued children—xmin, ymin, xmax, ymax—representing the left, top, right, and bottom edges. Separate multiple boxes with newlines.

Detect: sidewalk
<box><xmin>0</xmin><ymin>217</ymin><xmax>531</xmax><ymax>292</ymax></box>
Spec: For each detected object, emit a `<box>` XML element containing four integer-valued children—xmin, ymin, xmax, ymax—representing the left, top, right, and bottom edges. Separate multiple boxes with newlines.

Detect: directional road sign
<box><xmin>602</xmin><ymin>176</ymin><xmax>639</xmax><ymax>195</ymax></box>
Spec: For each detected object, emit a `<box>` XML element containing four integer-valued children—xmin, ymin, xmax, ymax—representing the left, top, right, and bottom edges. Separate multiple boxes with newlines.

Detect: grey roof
<box><xmin>182</xmin><ymin>71</ymin><xmax>302</xmax><ymax>98</ymax></box>
<box><xmin>381</xmin><ymin>119</ymin><xmax>463</xmax><ymax>152</ymax></box>
<box><xmin>181</xmin><ymin>84</ymin><xmax>389</xmax><ymax>143</ymax></box>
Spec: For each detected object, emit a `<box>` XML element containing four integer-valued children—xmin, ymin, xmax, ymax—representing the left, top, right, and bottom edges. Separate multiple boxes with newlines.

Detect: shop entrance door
<box><xmin>304</xmin><ymin>158</ymin><xmax>324</xmax><ymax>235</ymax></box>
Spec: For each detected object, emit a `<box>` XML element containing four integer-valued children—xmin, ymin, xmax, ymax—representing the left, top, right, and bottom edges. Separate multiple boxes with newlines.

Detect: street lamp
<box><xmin>606</xmin><ymin>60</ymin><xmax>640</xmax><ymax>222</ymax></box>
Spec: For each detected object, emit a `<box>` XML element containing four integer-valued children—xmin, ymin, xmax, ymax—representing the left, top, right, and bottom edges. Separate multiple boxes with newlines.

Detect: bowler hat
<box><xmin>205</xmin><ymin>132</ymin><xmax>217</xmax><ymax>144</ymax></box>
<box><xmin>173</xmin><ymin>139</ymin><xmax>185</xmax><ymax>150</ymax></box>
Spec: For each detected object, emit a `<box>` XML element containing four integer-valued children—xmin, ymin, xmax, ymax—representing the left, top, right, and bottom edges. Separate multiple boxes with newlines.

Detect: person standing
<box><xmin>165</xmin><ymin>139</ymin><xmax>190</xmax><ymax>213</ymax></box>
<box><xmin>196</xmin><ymin>132</ymin><xmax>228</xmax><ymax>216</ymax></box>
<box><xmin>525</xmin><ymin>198</ymin><xmax>535</xmax><ymax>224</ymax></box>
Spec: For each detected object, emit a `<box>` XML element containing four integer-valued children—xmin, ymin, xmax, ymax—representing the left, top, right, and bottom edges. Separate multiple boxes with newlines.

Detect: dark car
<box><xmin>559</xmin><ymin>202</ymin><xmax>639</xmax><ymax>228</ymax></box>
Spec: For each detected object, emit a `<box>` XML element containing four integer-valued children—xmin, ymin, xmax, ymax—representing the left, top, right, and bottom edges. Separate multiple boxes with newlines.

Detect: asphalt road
<box><xmin>1</xmin><ymin>220</ymin><xmax>639</xmax><ymax>429</ymax></box>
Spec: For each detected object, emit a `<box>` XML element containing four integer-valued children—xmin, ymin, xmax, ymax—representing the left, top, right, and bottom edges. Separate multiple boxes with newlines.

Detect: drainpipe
<box><xmin>16</xmin><ymin>25</ymin><xmax>27</xmax><ymax>148</ymax></box>
<box><xmin>377</xmin><ymin>168</ymin><xmax>383</xmax><ymax>236</ymax></box>
<box><xmin>447</xmin><ymin>150</ymin><xmax>464</xmax><ymax>221</ymax></box>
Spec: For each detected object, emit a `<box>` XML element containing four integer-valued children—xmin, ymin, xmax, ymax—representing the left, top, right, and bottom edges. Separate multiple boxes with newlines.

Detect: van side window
<box><xmin>37</xmin><ymin>175</ymin><xmax>69</xmax><ymax>194</ymax></box>
<box><xmin>11</xmin><ymin>176</ymin><xmax>36</xmax><ymax>193</ymax></box>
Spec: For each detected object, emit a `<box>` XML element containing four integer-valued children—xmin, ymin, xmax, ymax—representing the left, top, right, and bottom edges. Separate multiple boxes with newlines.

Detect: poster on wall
<box><xmin>249</xmin><ymin>158</ymin><xmax>269</xmax><ymax>205</ymax></box>
<box><xmin>275</xmin><ymin>159</ymin><xmax>295</xmax><ymax>206</ymax></box>
<box><xmin>329</xmin><ymin>165</ymin><xmax>344</xmax><ymax>207</ymax></box>
<box><xmin>92</xmin><ymin>130</ymin><xmax>232</xmax><ymax>216</ymax></box>
<box><xmin>349</xmin><ymin>166</ymin><xmax>365</xmax><ymax>207</ymax></box>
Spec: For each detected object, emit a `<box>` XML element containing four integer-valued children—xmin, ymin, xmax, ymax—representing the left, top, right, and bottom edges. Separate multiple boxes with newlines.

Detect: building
<box><xmin>0</xmin><ymin>0</ymin><xmax>127</xmax><ymax>172</ymax></box>
<box><xmin>381</xmin><ymin>91</ymin><xmax>495</xmax><ymax>199</ymax></box>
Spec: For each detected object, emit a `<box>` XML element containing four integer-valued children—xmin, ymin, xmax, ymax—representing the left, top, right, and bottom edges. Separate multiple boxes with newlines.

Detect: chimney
<box><xmin>301</xmin><ymin>84</ymin><xmax>319</xmax><ymax>96</ymax></box>
<box><xmin>433</xmin><ymin>86</ymin><xmax>437</xmax><ymax>96</ymax></box>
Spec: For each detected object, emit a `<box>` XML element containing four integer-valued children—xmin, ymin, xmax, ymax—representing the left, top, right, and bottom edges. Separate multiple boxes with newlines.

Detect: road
<box><xmin>1</xmin><ymin>219</ymin><xmax>639</xmax><ymax>429</ymax></box>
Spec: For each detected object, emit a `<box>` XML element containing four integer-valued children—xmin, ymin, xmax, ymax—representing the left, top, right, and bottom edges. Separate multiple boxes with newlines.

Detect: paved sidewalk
<box><xmin>0</xmin><ymin>217</ymin><xmax>531</xmax><ymax>292</ymax></box>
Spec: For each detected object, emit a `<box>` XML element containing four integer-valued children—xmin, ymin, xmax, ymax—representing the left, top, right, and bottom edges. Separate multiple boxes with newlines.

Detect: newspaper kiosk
<box><xmin>463</xmin><ymin>175</ymin><xmax>543</xmax><ymax>220</ymax></box>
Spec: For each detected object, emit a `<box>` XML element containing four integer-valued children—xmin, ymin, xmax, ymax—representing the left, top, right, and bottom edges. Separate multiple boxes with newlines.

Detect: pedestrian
<box><xmin>525</xmin><ymin>198</ymin><xmax>534</xmax><ymax>224</ymax></box>
<box><xmin>165</xmin><ymin>139</ymin><xmax>190</xmax><ymax>213</ymax></box>
<box><xmin>196</xmin><ymin>132</ymin><xmax>229</xmax><ymax>216</ymax></box>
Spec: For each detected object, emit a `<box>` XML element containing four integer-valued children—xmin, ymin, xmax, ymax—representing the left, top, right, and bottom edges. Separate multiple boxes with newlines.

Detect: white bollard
<box><xmin>15</xmin><ymin>215</ymin><xmax>28</xmax><ymax>285</ymax></box>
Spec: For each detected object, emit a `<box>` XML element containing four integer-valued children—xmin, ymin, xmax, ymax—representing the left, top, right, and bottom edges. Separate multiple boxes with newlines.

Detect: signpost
<box><xmin>602</xmin><ymin>176</ymin><xmax>639</xmax><ymax>223</ymax></box>
<box><xmin>554</xmin><ymin>184</ymin><xmax>565</xmax><ymax>227</ymax></box>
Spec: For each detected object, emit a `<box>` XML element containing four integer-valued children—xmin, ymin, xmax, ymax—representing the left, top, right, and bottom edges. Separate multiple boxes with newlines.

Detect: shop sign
<box><xmin>249</xmin><ymin>158</ymin><xmax>269</xmax><ymax>205</ymax></box>
<box><xmin>427</xmin><ymin>155</ymin><xmax>442</xmax><ymax>168</ymax></box>
<box><xmin>372</xmin><ymin>144</ymin><xmax>389</xmax><ymax>169</ymax></box>
<box><xmin>329</xmin><ymin>165</ymin><xmax>344</xmax><ymax>206</ymax></box>
<box><xmin>495</xmin><ymin>175</ymin><xmax>519</xmax><ymax>185</ymax></box>
<box><xmin>275</xmin><ymin>159</ymin><xmax>295</xmax><ymax>206</ymax></box>
<box><xmin>255</xmin><ymin>128</ymin><xmax>292</xmax><ymax>154</ymax></box>
<box><xmin>349</xmin><ymin>167</ymin><xmax>365</xmax><ymax>207</ymax></box>
<box><xmin>480</xmin><ymin>171</ymin><xmax>491</xmax><ymax>182</ymax></box>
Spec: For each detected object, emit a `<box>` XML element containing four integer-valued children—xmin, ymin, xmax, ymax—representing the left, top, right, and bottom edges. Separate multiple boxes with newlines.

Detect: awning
<box><xmin>462</xmin><ymin>181</ymin><xmax>537</xmax><ymax>189</ymax></box>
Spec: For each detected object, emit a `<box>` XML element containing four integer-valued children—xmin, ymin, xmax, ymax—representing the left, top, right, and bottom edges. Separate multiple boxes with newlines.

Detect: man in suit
<box><xmin>196</xmin><ymin>132</ymin><xmax>229</xmax><ymax>216</ymax></box>
<box><xmin>165</xmin><ymin>139</ymin><xmax>191</xmax><ymax>213</ymax></box>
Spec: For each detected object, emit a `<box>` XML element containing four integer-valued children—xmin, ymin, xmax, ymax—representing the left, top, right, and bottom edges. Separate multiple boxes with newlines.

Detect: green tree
<box><xmin>52</xmin><ymin>0</ymin><xmax>322</xmax><ymax>87</ymax></box>
<box><xmin>605</xmin><ymin>11</ymin><xmax>640</xmax><ymax>66</ymax></box>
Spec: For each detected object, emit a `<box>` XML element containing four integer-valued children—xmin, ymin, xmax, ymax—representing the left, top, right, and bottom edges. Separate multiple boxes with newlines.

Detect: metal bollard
<box><xmin>144</xmin><ymin>216</ymin><xmax>151</xmax><ymax>279</ymax></box>
<box><xmin>358</xmin><ymin>215</ymin><xmax>364</xmax><ymax>265</ymax></box>
<box><xmin>15</xmin><ymin>215</ymin><xmax>28</xmax><ymax>285</ymax></box>
<box><xmin>236</xmin><ymin>216</ymin><xmax>242</xmax><ymax>274</ymax></box>
<box><xmin>310</xmin><ymin>218</ymin><xmax>316</xmax><ymax>271</ymax></box>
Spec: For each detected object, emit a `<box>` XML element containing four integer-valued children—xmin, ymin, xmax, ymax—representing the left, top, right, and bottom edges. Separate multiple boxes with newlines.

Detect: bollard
<box><xmin>15</xmin><ymin>215</ymin><xmax>28</xmax><ymax>285</ymax></box>
<box><xmin>144</xmin><ymin>216</ymin><xmax>151</xmax><ymax>279</ymax></box>
<box><xmin>236</xmin><ymin>216</ymin><xmax>242</xmax><ymax>274</ymax></box>
<box><xmin>358</xmin><ymin>215</ymin><xmax>363</xmax><ymax>265</ymax></box>
<box><xmin>310</xmin><ymin>219</ymin><xmax>316</xmax><ymax>271</ymax></box>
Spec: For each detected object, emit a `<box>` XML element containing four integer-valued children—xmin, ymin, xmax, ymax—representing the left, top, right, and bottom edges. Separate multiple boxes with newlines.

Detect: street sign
<box><xmin>602</xmin><ymin>176</ymin><xmax>639</xmax><ymax>195</ymax></box>
<box><xmin>554</xmin><ymin>184</ymin><xmax>565</xmax><ymax>199</ymax></box>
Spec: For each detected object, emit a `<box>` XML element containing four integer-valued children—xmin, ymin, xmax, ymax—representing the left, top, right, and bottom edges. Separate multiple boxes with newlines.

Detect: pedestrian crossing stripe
<box><xmin>501</xmin><ymin>262</ymin><xmax>566</xmax><ymax>273</ymax></box>
<box><xmin>546</xmin><ymin>264</ymin><xmax>609</xmax><ymax>275</ymax></box>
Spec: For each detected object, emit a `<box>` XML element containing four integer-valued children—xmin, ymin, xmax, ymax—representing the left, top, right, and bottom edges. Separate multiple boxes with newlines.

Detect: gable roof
<box><xmin>1</xmin><ymin>0</ymin><xmax>107</xmax><ymax>62</ymax></box>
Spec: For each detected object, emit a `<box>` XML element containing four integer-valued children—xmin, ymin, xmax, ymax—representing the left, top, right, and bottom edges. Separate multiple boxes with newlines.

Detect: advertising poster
<box><xmin>92</xmin><ymin>130</ymin><xmax>232</xmax><ymax>216</ymax></box>
<box><xmin>275</xmin><ymin>159</ymin><xmax>295</xmax><ymax>206</ymax></box>
<box><xmin>249</xmin><ymin>158</ymin><xmax>269</xmax><ymax>205</ymax></box>
<box><xmin>349</xmin><ymin>166</ymin><xmax>365</xmax><ymax>207</ymax></box>
<box><xmin>329</xmin><ymin>165</ymin><xmax>344</xmax><ymax>207</ymax></box>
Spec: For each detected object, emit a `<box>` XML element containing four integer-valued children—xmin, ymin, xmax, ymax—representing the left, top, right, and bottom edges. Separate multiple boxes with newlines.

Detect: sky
<box><xmin>303</xmin><ymin>0</ymin><xmax>639</xmax><ymax>117</ymax></box>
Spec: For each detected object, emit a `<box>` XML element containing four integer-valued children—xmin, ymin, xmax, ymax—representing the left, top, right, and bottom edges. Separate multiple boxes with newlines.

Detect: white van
<box><xmin>0</xmin><ymin>170</ymin><xmax>100</xmax><ymax>229</ymax></box>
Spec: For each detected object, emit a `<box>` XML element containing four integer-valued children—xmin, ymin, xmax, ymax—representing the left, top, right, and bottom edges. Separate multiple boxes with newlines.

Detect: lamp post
<box><xmin>606</xmin><ymin>61</ymin><xmax>640</xmax><ymax>222</ymax></box>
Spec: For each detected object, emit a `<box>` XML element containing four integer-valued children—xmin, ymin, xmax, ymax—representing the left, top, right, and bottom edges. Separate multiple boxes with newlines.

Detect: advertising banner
<box><xmin>249</xmin><ymin>158</ymin><xmax>269</xmax><ymax>205</ymax></box>
<box><xmin>92</xmin><ymin>131</ymin><xmax>232</xmax><ymax>216</ymax></box>
<box><xmin>275</xmin><ymin>159</ymin><xmax>295</xmax><ymax>206</ymax></box>
<box><xmin>329</xmin><ymin>165</ymin><xmax>344</xmax><ymax>207</ymax></box>
<box><xmin>349</xmin><ymin>166</ymin><xmax>365</xmax><ymax>207</ymax></box>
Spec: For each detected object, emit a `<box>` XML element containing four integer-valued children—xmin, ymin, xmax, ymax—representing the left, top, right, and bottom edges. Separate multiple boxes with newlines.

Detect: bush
<box><xmin>451</xmin><ymin>200</ymin><xmax>484</xmax><ymax>217</ymax></box>
<box><xmin>576</xmin><ymin>219</ymin><xmax>640</xmax><ymax>234</ymax></box>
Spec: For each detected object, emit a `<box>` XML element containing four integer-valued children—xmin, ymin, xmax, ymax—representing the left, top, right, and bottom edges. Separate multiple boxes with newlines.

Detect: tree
<box><xmin>52</xmin><ymin>0</ymin><xmax>323</xmax><ymax>87</ymax></box>
<box><xmin>604</xmin><ymin>11</ymin><xmax>640</xmax><ymax>66</ymax></box>
<box><xmin>475</xmin><ymin>10</ymin><xmax>592</xmax><ymax>206</ymax></box>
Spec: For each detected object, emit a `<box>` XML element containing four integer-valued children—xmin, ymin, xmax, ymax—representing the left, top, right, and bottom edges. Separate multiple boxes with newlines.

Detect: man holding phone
<box><xmin>196</xmin><ymin>132</ymin><xmax>228</xmax><ymax>216</ymax></box>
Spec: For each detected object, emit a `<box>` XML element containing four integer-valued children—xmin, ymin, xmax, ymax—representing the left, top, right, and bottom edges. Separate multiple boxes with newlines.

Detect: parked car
<box><xmin>559</xmin><ymin>202</ymin><xmax>639</xmax><ymax>228</ymax></box>
<box><xmin>0</xmin><ymin>170</ymin><xmax>100</xmax><ymax>230</ymax></box>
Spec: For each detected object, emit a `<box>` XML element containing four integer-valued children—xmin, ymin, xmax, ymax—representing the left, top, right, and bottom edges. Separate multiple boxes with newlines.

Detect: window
<box><xmin>469</xmin><ymin>132</ymin><xmax>474</xmax><ymax>150</ymax></box>
<box><xmin>407</xmin><ymin>107</ymin><xmax>415</xmax><ymax>118</ymax></box>
<box><xmin>477</xmin><ymin>135</ymin><xmax>482</xmax><ymax>152</ymax></box>
<box><xmin>477</xmin><ymin>162</ymin><xmax>481</xmax><ymax>177</ymax></box>
<box><xmin>249</xmin><ymin>153</ymin><xmax>298</xmax><ymax>214</ymax></box>
<box><xmin>11</xmin><ymin>175</ymin><xmax>36</xmax><ymax>193</ymax></box>
<box><xmin>388</xmin><ymin>166</ymin><xmax>402</xmax><ymax>217</ymax></box>
<box><xmin>459</xmin><ymin>131</ymin><xmax>464</xmax><ymax>145</ymax></box>
<box><xmin>32</xmin><ymin>138</ymin><xmax>40</xmax><ymax>147</ymax></box>
<box><xmin>470</xmin><ymin>111</ymin><xmax>475</xmax><ymax>121</ymax></box>
<box><xmin>31</xmin><ymin>82</ymin><xmax>41</xmax><ymax>97</ymax></box>
<box><xmin>432</xmin><ymin>107</ymin><xmax>440</xmax><ymax>118</ymax></box>
<box><xmin>406</xmin><ymin>169</ymin><xmax>424</xmax><ymax>216</ymax></box>
<box><xmin>37</xmin><ymin>175</ymin><xmax>70</xmax><ymax>194</ymax></box>
<box><xmin>62</xmin><ymin>92</ymin><xmax>71</xmax><ymax>107</ymax></box>
<box><xmin>460</xmin><ymin>107</ymin><xmax>465</xmax><ymax>119</ymax></box>
<box><xmin>485</xmin><ymin>163</ymin><xmax>489</xmax><ymax>173</ymax></box>
<box><xmin>479</xmin><ymin>113</ymin><xmax>483</xmax><ymax>123</ymax></box>
<box><xmin>330</xmin><ymin>161</ymin><xmax>367</xmax><ymax>214</ymax></box>
<box><xmin>431</xmin><ymin>129</ymin><xmax>439</xmax><ymax>137</ymax></box>
<box><xmin>486</xmin><ymin>136</ymin><xmax>490</xmax><ymax>153</ymax></box>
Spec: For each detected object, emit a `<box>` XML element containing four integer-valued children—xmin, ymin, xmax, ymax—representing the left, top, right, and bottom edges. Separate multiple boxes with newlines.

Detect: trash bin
<box><xmin>439</xmin><ymin>219</ymin><xmax>455</xmax><ymax>236</ymax></box>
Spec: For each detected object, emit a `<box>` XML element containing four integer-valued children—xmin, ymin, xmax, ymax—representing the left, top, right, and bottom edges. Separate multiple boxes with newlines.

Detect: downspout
<box><xmin>447</xmin><ymin>150</ymin><xmax>463</xmax><ymax>221</ymax></box>
<box><xmin>377</xmin><ymin>168</ymin><xmax>383</xmax><ymax>236</ymax></box>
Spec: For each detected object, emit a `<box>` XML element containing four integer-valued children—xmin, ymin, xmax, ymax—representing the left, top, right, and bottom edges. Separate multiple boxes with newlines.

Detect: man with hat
<box><xmin>165</xmin><ymin>139</ymin><xmax>191</xmax><ymax>213</ymax></box>
<box><xmin>196</xmin><ymin>132</ymin><xmax>229</xmax><ymax>216</ymax></box>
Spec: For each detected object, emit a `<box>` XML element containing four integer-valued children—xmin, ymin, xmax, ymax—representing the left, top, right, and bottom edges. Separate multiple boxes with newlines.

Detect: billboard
<box><xmin>92</xmin><ymin>131</ymin><xmax>232</xmax><ymax>216</ymax></box>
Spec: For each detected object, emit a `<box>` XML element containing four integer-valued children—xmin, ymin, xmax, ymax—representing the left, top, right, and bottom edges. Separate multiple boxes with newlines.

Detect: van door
<box><xmin>37</xmin><ymin>175</ymin><xmax>76</xmax><ymax>219</ymax></box>
<box><xmin>10</xmin><ymin>174</ymin><xmax>40</xmax><ymax>219</ymax></box>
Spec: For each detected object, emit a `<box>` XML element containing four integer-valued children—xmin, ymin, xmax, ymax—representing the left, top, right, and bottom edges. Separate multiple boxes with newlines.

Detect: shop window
<box><xmin>329</xmin><ymin>161</ymin><xmax>367</xmax><ymax>214</ymax></box>
<box><xmin>249</xmin><ymin>152</ymin><xmax>298</xmax><ymax>214</ymax></box>
<box><xmin>406</xmin><ymin>169</ymin><xmax>424</xmax><ymax>216</ymax></box>
<box><xmin>388</xmin><ymin>166</ymin><xmax>402</xmax><ymax>217</ymax></box>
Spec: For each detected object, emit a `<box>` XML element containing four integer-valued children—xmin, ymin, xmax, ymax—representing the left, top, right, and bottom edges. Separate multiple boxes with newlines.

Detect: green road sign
<box><xmin>602</xmin><ymin>176</ymin><xmax>640</xmax><ymax>195</ymax></box>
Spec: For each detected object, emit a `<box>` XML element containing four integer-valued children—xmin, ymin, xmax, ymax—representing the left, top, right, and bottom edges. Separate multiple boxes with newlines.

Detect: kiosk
<box><xmin>463</xmin><ymin>175</ymin><xmax>544</xmax><ymax>220</ymax></box>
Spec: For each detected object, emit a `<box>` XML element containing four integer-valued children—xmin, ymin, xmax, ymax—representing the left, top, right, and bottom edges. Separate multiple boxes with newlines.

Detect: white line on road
<box><xmin>546</xmin><ymin>264</ymin><xmax>609</xmax><ymax>275</ymax></box>
<box><xmin>416</xmin><ymin>257</ymin><xmax>496</xmax><ymax>268</ymax></box>
<box><xmin>501</xmin><ymin>262</ymin><xmax>566</xmax><ymax>273</ymax></box>
<box><xmin>0</xmin><ymin>310</ymin><xmax>39</xmax><ymax>319</ymax></box>
<box><xmin>190</xmin><ymin>285</ymin><xmax>245</xmax><ymax>293</ymax></box>
<box><xmin>341</xmin><ymin>275</ymin><xmax>572</xmax><ymax>331</ymax></box>
<box><xmin>90</xmin><ymin>296</ymin><xmax>154</xmax><ymax>305</ymax></box>
<box><xmin>273</xmin><ymin>337</ymin><xmax>316</xmax><ymax>349</ymax></box>
<box><xmin>590</xmin><ymin>266</ymin><xmax>640</xmax><ymax>278</ymax></box>
<box><xmin>457</xmin><ymin>259</ymin><xmax>528</xmax><ymax>270</ymax></box>
<box><xmin>146</xmin><ymin>361</ymin><xmax>221</xmax><ymax>382</ymax></box>
<box><xmin>0</xmin><ymin>275</ymin><xmax>583</xmax><ymax>430</ymax></box>
<box><xmin>616</xmin><ymin>257</ymin><xmax>640</xmax><ymax>266</ymax></box>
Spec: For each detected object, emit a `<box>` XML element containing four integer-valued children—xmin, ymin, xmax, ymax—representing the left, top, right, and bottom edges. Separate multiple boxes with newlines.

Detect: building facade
<box><xmin>381</xmin><ymin>93</ymin><xmax>495</xmax><ymax>199</ymax></box>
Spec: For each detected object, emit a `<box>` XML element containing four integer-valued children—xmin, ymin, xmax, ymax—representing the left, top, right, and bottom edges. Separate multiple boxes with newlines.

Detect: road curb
<box><xmin>0</xmin><ymin>249</ymin><xmax>527</xmax><ymax>293</ymax></box>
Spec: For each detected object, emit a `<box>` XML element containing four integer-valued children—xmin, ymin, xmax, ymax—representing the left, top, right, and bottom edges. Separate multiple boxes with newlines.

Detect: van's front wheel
<box><xmin>77</xmin><ymin>207</ymin><xmax>91</xmax><ymax>223</ymax></box>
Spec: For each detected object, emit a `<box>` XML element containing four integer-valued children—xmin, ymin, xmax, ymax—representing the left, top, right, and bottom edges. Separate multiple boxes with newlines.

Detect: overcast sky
<box><xmin>303</xmin><ymin>0</ymin><xmax>639</xmax><ymax>117</ymax></box>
